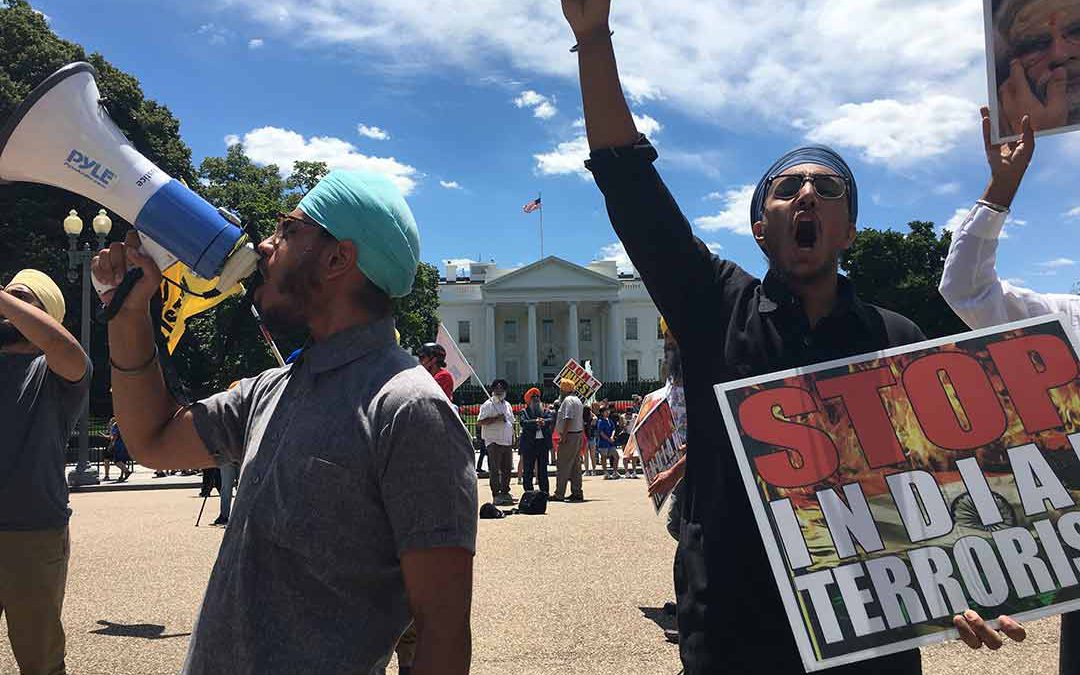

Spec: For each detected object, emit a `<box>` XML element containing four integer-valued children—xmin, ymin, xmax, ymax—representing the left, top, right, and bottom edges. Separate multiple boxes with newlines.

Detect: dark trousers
<box><xmin>1061</xmin><ymin>611</ymin><xmax>1080</xmax><ymax>674</ymax></box>
<box><xmin>475</xmin><ymin>442</ymin><xmax>487</xmax><ymax>472</ymax></box>
<box><xmin>521</xmin><ymin>442</ymin><xmax>550</xmax><ymax>494</ymax></box>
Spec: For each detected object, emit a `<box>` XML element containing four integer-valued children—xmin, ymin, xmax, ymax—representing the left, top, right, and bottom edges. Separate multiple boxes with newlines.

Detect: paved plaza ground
<box><xmin>0</xmin><ymin>471</ymin><xmax>1060</xmax><ymax>674</ymax></box>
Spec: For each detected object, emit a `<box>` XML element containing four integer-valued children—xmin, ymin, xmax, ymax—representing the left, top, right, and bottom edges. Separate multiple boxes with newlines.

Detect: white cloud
<box><xmin>1067</xmin><ymin>207</ymin><xmax>1080</xmax><ymax>218</ymax></box>
<box><xmin>1038</xmin><ymin>258</ymin><xmax>1076</xmax><ymax>268</ymax></box>
<box><xmin>704</xmin><ymin>242</ymin><xmax>724</xmax><ymax>254</ymax></box>
<box><xmin>693</xmin><ymin>184</ymin><xmax>757</xmax><ymax>235</ymax></box>
<box><xmin>357</xmin><ymin>123</ymin><xmax>391</xmax><ymax>140</ymax></box>
<box><xmin>704</xmin><ymin>191</ymin><xmax>724</xmax><ymax>201</ymax></box>
<box><xmin>514</xmin><ymin>90</ymin><xmax>558</xmax><ymax>120</ymax></box>
<box><xmin>225</xmin><ymin>126</ymin><xmax>419</xmax><ymax>194</ymax></box>
<box><xmin>1002</xmin><ymin>277</ymin><xmax>1027</xmax><ymax>287</ymax></box>
<box><xmin>805</xmin><ymin>95</ymin><xmax>975</xmax><ymax>167</ymax></box>
<box><xmin>32</xmin><ymin>9</ymin><xmax>50</xmax><ymax>22</ymax></box>
<box><xmin>197</xmin><ymin>23</ymin><xmax>229</xmax><ymax>45</ymax></box>
<box><xmin>248</xmin><ymin>38</ymin><xmax>265</xmax><ymax>49</ymax></box>
<box><xmin>942</xmin><ymin>207</ymin><xmax>970</xmax><ymax>233</ymax></box>
<box><xmin>599</xmin><ymin>242</ymin><xmax>635</xmax><ymax>274</ymax></box>
<box><xmin>439</xmin><ymin>180</ymin><xmax>462</xmax><ymax>189</ymax></box>
<box><xmin>933</xmin><ymin>182</ymin><xmax>961</xmax><ymax>195</ymax></box>
<box><xmin>534</xmin><ymin>112</ymin><xmax>661</xmax><ymax>178</ymax></box>
<box><xmin>228</xmin><ymin>0</ymin><xmax>988</xmax><ymax>166</ymax></box>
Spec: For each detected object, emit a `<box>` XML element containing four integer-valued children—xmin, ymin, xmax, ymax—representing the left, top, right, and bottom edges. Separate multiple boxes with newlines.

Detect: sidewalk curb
<box><xmin>70</xmin><ymin>481</ymin><xmax>202</xmax><ymax>494</ymax></box>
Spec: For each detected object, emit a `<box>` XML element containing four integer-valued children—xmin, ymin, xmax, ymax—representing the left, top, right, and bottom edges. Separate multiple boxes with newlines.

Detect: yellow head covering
<box><xmin>7</xmin><ymin>269</ymin><xmax>65</xmax><ymax>323</ymax></box>
<box><xmin>659</xmin><ymin>316</ymin><xmax>669</xmax><ymax>337</ymax></box>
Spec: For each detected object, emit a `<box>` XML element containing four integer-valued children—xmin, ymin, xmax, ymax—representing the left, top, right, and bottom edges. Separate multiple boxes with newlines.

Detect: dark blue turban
<box><xmin>749</xmin><ymin>144</ymin><xmax>858</xmax><ymax>226</ymax></box>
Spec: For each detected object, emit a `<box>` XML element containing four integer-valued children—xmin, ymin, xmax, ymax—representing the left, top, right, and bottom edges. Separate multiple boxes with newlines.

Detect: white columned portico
<box><xmin>527</xmin><ymin>302</ymin><xmax>539</xmax><ymax>383</ymax></box>
<box><xmin>484</xmin><ymin>302</ymin><xmax>496</xmax><ymax>383</ymax></box>
<box><xmin>567</xmin><ymin>301</ymin><xmax>579</xmax><ymax>364</ymax></box>
<box><xmin>607</xmin><ymin>300</ymin><xmax>623</xmax><ymax>381</ymax></box>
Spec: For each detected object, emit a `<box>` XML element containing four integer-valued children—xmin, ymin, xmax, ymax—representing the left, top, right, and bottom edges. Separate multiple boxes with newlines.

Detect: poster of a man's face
<box><xmin>985</xmin><ymin>0</ymin><xmax>1080</xmax><ymax>141</ymax></box>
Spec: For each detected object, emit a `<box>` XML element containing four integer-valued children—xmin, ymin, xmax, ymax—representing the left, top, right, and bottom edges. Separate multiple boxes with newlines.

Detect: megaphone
<box><xmin>0</xmin><ymin>62</ymin><xmax>258</xmax><ymax>317</ymax></box>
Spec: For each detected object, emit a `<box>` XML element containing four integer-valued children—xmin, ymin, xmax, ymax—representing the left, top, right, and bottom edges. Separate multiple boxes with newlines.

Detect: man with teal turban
<box><xmin>96</xmin><ymin>169</ymin><xmax>477</xmax><ymax>675</ymax></box>
<box><xmin>560</xmin><ymin>1</ymin><xmax>1017</xmax><ymax>671</ymax></box>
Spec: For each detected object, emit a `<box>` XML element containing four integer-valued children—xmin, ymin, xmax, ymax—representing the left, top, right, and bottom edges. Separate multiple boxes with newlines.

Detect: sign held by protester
<box><xmin>556</xmin><ymin>358</ymin><xmax>603</xmax><ymax>401</ymax></box>
<box><xmin>625</xmin><ymin>383</ymin><xmax>683</xmax><ymax>512</ymax></box>
<box><xmin>983</xmin><ymin>0</ymin><xmax>1080</xmax><ymax>142</ymax></box>
<box><xmin>715</xmin><ymin>316</ymin><xmax>1080</xmax><ymax>671</ymax></box>
<box><xmin>436</xmin><ymin>322</ymin><xmax>477</xmax><ymax>392</ymax></box>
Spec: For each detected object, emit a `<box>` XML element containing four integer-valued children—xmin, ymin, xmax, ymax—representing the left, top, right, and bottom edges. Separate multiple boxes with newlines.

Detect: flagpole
<box><xmin>538</xmin><ymin>192</ymin><xmax>544</xmax><ymax>260</ymax></box>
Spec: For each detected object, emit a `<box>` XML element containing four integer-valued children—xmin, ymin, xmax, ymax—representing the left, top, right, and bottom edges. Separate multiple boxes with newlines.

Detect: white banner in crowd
<box><xmin>436</xmin><ymin>322</ymin><xmax>477</xmax><ymax>392</ymax></box>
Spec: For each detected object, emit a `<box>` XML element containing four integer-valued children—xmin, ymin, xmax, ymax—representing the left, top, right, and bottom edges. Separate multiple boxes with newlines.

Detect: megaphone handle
<box><xmin>98</xmin><ymin>268</ymin><xmax>144</xmax><ymax>322</ymax></box>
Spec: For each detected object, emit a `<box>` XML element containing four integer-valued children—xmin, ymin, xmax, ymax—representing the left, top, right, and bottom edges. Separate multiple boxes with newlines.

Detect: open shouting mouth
<box><xmin>794</xmin><ymin>211</ymin><xmax>819</xmax><ymax>250</ymax></box>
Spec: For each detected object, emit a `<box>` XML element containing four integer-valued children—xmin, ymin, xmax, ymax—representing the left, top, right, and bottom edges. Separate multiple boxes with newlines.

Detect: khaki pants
<box><xmin>555</xmin><ymin>431</ymin><xmax>584</xmax><ymax>499</ymax></box>
<box><xmin>0</xmin><ymin>526</ymin><xmax>69</xmax><ymax>675</ymax></box>
<box><xmin>486</xmin><ymin>443</ymin><xmax>513</xmax><ymax>497</ymax></box>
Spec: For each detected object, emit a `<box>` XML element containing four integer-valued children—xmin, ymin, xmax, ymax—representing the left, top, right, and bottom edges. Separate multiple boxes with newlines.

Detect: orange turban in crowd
<box><xmin>524</xmin><ymin>387</ymin><xmax>541</xmax><ymax>403</ymax></box>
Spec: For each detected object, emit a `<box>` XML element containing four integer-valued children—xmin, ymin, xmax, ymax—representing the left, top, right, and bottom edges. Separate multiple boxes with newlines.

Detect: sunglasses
<box><xmin>270</xmin><ymin>213</ymin><xmax>332</xmax><ymax>246</ymax></box>
<box><xmin>769</xmin><ymin>173</ymin><xmax>848</xmax><ymax>201</ymax></box>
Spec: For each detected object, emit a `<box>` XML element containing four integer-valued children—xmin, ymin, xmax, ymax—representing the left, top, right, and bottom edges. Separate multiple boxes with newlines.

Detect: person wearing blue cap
<box><xmin>94</xmin><ymin>169</ymin><xmax>477</xmax><ymax>675</ymax></box>
<box><xmin>561</xmin><ymin>1</ymin><xmax>1021</xmax><ymax>672</ymax></box>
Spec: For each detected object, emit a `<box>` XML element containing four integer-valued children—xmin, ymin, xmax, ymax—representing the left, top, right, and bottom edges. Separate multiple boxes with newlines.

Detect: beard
<box><xmin>0</xmin><ymin>320</ymin><xmax>27</xmax><ymax>349</ymax></box>
<box><xmin>1033</xmin><ymin>61</ymin><xmax>1080</xmax><ymax>123</ymax></box>
<box><xmin>257</xmin><ymin>256</ymin><xmax>322</xmax><ymax>335</ymax></box>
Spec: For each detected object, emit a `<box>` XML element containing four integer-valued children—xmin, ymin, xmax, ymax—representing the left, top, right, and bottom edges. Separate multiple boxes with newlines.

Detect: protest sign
<box><xmin>556</xmin><ymin>358</ymin><xmax>603</xmax><ymax>401</ymax></box>
<box><xmin>983</xmin><ymin>0</ymin><xmax>1080</xmax><ymax>142</ymax></box>
<box><xmin>715</xmin><ymin>316</ymin><xmax>1080</xmax><ymax>671</ymax></box>
<box><xmin>159</xmin><ymin>262</ymin><xmax>244</xmax><ymax>354</ymax></box>
<box><xmin>625</xmin><ymin>383</ymin><xmax>684</xmax><ymax>512</ymax></box>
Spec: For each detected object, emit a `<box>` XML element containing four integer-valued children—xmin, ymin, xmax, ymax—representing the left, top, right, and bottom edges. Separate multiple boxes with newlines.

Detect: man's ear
<box><xmin>752</xmin><ymin>220</ymin><xmax>768</xmax><ymax>253</ymax></box>
<box><xmin>841</xmin><ymin>222</ymin><xmax>856</xmax><ymax>250</ymax></box>
<box><xmin>325</xmin><ymin>239</ymin><xmax>359</xmax><ymax>280</ymax></box>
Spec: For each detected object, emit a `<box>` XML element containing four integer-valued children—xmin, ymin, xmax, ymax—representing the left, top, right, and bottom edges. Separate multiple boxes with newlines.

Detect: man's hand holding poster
<box><xmin>625</xmin><ymin>384</ymin><xmax>683</xmax><ymax>512</ymax></box>
<box><xmin>715</xmin><ymin>316</ymin><xmax>1080</xmax><ymax>672</ymax></box>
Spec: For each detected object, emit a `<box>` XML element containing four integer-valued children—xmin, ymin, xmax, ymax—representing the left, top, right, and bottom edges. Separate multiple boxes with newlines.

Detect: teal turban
<box><xmin>298</xmin><ymin>169</ymin><xmax>420</xmax><ymax>297</ymax></box>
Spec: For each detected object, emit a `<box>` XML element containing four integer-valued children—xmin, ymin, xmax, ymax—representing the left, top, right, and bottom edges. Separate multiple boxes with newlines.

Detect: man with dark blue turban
<box><xmin>561</xmin><ymin>1</ymin><xmax>1015</xmax><ymax>672</ymax></box>
<box><xmin>95</xmin><ymin>169</ymin><xmax>477</xmax><ymax>675</ymax></box>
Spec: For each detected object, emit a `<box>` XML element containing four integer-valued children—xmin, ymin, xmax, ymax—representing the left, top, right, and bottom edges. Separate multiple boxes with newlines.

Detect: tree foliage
<box><xmin>841</xmin><ymin>221</ymin><xmax>967</xmax><ymax>339</ymax></box>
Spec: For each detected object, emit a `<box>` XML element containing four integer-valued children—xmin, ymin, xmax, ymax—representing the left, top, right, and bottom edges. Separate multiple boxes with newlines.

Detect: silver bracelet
<box><xmin>570</xmin><ymin>30</ymin><xmax>614</xmax><ymax>53</ymax></box>
<box><xmin>110</xmin><ymin>344</ymin><xmax>160</xmax><ymax>375</ymax></box>
<box><xmin>976</xmin><ymin>198</ymin><xmax>1010</xmax><ymax>214</ymax></box>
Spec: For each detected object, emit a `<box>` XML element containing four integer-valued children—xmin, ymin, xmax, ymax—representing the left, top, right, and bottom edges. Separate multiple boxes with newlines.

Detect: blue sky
<box><xmin>33</xmin><ymin>0</ymin><xmax>1080</xmax><ymax>291</ymax></box>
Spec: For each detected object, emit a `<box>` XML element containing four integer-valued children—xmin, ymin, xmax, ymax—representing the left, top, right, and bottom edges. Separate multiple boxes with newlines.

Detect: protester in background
<box><xmin>519</xmin><ymin>387</ymin><xmax>553</xmax><ymax>495</ymax></box>
<box><xmin>595</xmin><ymin>406</ymin><xmax>619</xmax><ymax>479</ymax></box>
<box><xmin>560</xmin><ymin>2</ymin><xmax>1013</xmax><ymax>667</ymax></box>
<box><xmin>616</xmin><ymin>412</ymin><xmax>638</xmax><ymax>478</ymax></box>
<box><xmin>417</xmin><ymin>343</ymin><xmax>454</xmax><ymax>400</ymax></box>
<box><xmin>477</xmin><ymin>379</ymin><xmax>516</xmax><ymax>506</ymax></box>
<box><xmin>0</xmin><ymin>269</ymin><xmax>90</xmax><ymax>675</ymax></box>
<box><xmin>583</xmin><ymin>401</ymin><xmax>599</xmax><ymax>475</ymax></box>
<box><xmin>107</xmin><ymin>416</ymin><xmax>132</xmax><ymax>482</ymax></box>
<box><xmin>939</xmin><ymin>108</ymin><xmax>1051</xmax><ymax>660</ymax></box>
<box><xmin>96</xmin><ymin>169</ymin><xmax>476</xmax><ymax>674</ymax></box>
<box><xmin>473</xmin><ymin>423</ymin><xmax>489</xmax><ymax>478</ymax></box>
<box><xmin>552</xmin><ymin>378</ymin><xmax>585</xmax><ymax>502</ymax></box>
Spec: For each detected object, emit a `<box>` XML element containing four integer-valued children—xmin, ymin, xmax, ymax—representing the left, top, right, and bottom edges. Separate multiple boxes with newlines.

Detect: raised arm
<box><xmin>93</xmin><ymin>232</ymin><xmax>214</xmax><ymax>470</ymax></box>
<box><xmin>940</xmin><ymin>109</ymin><xmax>1078</xmax><ymax>329</ymax></box>
<box><xmin>563</xmin><ymin>0</ymin><xmax>753</xmax><ymax>343</ymax></box>
<box><xmin>0</xmin><ymin>285</ymin><xmax>87</xmax><ymax>382</ymax></box>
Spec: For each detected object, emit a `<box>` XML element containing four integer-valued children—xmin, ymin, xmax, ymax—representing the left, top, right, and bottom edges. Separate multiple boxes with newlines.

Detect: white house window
<box><xmin>625</xmin><ymin>317</ymin><xmax>638</xmax><ymax>341</ymax></box>
<box><xmin>505</xmin><ymin>360</ymin><xmax>519</xmax><ymax>383</ymax></box>
<box><xmin>505</xmin><ymin>319</ymin><xmax>518</xmax><ymax>344</ymax></box>
<box><xmin>627</xmin><ymin>359</ymin><xmax>639</xmax><ymax>382</ymax></box>
<box><xmin>458</xmin><ymin>320</ymin><xmax>471</xmax><ymax>344</ymax></box>
<box><xmin>542</xmin><ymin>318</ymin><xmax>554</xmax><ymax>343</ymax></box>
<box><xmin>658</xmin><ymin>358</ymin><xmax>665</xmax><ymax>379</ymax></box>
<box><xmin>579</xmin><ymin>318</ymin><xmax>593</xmax><ymax>342</ymax></box>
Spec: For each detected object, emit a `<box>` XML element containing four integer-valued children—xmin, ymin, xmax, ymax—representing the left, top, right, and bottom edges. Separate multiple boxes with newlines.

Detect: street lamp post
<box><xmin>64</xmin><ymin>208</ymin><xmax>112</xmax><ymax>487</ymax></box>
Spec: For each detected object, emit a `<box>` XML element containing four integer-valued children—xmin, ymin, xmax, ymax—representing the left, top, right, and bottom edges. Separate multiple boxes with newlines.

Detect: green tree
<box><xmin>841</xmin><ymin>221</ymin><xmax>967</xmax><ymax>339</ymax></box>
<box><xmin>198</xmin><ymin>144</ymin><xmax>285</xmax><ymax>241</ymax></box>
<box><xmin>284</xmin><ymin>160</ymin><xmax>328</xmax><ymax>210</ymax></box>
<box><xmin>0</xmin><ymin>0</ymin><xmax>196</xmax><ymax>413</ymax></box>
<box><xmin>394</xmin><ymin>262</ymin><xmax>440</xmax><ymax>353</ymax></box>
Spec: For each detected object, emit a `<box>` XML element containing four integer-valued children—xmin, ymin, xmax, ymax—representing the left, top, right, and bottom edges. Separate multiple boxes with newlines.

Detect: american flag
<box><xmin>522</xmin><ymin>196</ymin><xmax>542</xmax><ymax>213</ymax></box>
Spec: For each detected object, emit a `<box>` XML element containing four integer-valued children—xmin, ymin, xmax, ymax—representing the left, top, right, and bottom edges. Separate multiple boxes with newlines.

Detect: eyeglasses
<box><xmin>1012</xmin><ymin>22</ymin><xmax>1080</xmax><ymax>66</ymax></box>
<box><xmin>269</xmin><ymin>213</ymin><xmax>329</xmax><ymax>247</ymax></box>
<box><xmin>769</xmin><ymin>173</ymin><xmax>848</xmax><ymax>201</ymax></box>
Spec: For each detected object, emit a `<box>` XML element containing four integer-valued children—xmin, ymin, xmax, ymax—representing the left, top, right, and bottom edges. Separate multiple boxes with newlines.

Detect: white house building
<box><xmin>437</xmin><ymin>257</ymin><xmax>664</xmax><ymax>385</ymax></box>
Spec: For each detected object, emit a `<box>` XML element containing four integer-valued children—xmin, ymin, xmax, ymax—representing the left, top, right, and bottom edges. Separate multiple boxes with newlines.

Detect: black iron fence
<box><xmin>452</xmin><ymin>380</ymin><xmax>663</xmax><ymax>407</ymax></box>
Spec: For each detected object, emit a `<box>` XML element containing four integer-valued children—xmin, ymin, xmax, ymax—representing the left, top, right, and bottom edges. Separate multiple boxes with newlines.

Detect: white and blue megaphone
<box><xmin>0</xmin><ymin>62</ymin><xmax>259</xmax><ymax>318</ymax></box>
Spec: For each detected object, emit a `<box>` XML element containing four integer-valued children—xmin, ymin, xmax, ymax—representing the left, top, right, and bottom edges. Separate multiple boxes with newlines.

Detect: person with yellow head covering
<box><xmin>1</xmin><ymin>268</ymin><xmax>91</xmax><ymax>674</ymax></box>
<box><xmin>552</xmin><ymin>377</ymin><xmax>586</xmax><ymax>501</ymax></box>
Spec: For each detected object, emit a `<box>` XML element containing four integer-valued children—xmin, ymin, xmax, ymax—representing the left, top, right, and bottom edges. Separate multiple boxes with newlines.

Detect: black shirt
<box><xmin>587</xmin><ymin>139</ymin><xmax>925</xmax><ymax>674</ymax></box>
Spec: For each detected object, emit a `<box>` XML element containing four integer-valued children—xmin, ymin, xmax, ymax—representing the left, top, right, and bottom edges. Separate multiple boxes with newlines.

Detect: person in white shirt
<box><xmin>939</xmin><ymin>106</ymin><xmax>1056</xmax><ymax>657</ymax></box>
<box><xmin>477</xmin><ymin>379</ymin><xmax>516</xmax><ymax>506</ymax></box>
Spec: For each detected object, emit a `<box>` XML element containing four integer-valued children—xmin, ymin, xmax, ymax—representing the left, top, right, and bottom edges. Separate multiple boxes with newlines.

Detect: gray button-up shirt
<box><xmin>183</xmin><ymin>318</ymin><xmax>477</xmax><ymax>675</ymax></box>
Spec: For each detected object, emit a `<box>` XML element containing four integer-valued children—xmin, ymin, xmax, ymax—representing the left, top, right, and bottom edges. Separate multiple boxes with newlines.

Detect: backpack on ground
<box><xmin>517</xmin><ymin>490</ymin><xmax>548</xmax><ymax>515</ymax></box>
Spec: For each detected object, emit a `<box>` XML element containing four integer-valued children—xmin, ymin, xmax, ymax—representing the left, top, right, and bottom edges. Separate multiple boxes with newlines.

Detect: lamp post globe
<box><xmin>91</xmin><ymin>209</ymin><xmax>112</xmax><ymax>236</ymax></box>
<box><xmin>62</xmin><ymin>209</ymin><xmax>83</xmax><ymax>236</ymax></box>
